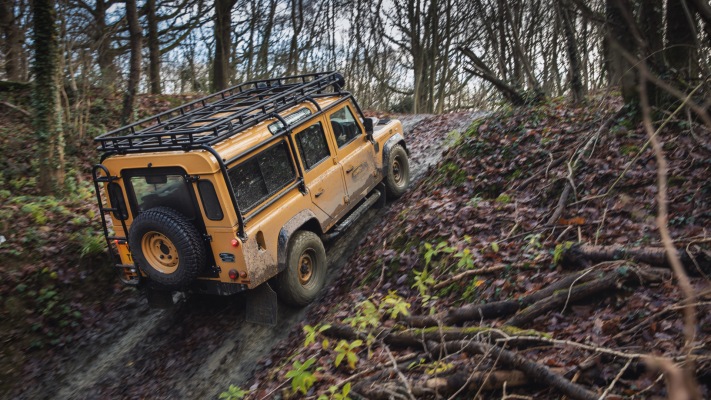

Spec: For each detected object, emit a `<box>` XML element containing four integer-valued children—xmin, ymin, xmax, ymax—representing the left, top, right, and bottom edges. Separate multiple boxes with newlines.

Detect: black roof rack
<box><xmin>94</xmin><ymin>72</ymin><xmax>346</xmax><ymax>154</ymax></box>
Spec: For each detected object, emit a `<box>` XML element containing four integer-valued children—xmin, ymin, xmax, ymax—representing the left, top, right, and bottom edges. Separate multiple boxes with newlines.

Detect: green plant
<box><xmin>343</xmin><ymin>300</ymin><xmax>380</xmax><ymax>330</ymax></box>
<box><xmin>423</xmin><ymin>241</ymin><xmax>454</xmax><ymax>268</ymax></box>
<box><xmin>285</xmin><ymin>358</ymin><xmax>318</xmax><ymax>395</ymax></box>
<box><xmin>523</xmin><ymin>233</ymin><xmax>543</xmax><ymax>250</ymax></box>
<box><xmin>318</xmin><ymin>383</ymin><xmax>352</xmax><ymax>400</ymax></box>
<box><xmin>412</xmin><ymin>268</ymin><xmax>435</xmax><ymax>296</ymax></box>
<box><xmin>453</xmin><ymin>248</ymin><xmax>476</xmax><ymax>270</ymax></box>
<box><xmin>334</xmin><ymin>339</ymin><xmax>363</xmax><ymax>369</ymax></box>
<box><xmin>304</xmin><ymin>323</ymin><xmax>331</xmax><ymax>349</ymax></box>
<box><xmin>380</xmin><ymin>291</ymin><xmax>410</xmax><ymax>319</ymax></box>
<box><xmin>219</xmin><ymin>384</ymin><xmax>249</xmax><ymax>400</ymax></box>
<box><xmin>79</xmin><ymin>232</ymin><xmax>105</xmax><ymax>258</ymax></box>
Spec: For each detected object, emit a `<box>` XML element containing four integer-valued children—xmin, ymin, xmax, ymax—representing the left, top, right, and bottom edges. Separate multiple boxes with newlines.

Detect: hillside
<box><xmin>243</xmin><ymin>97</ymin><xmax>711</xmax><ymax>399</ymax></box>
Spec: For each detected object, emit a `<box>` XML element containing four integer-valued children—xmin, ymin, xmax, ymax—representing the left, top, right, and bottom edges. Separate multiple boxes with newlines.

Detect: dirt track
<box><xmin>10</xmin><ymin>113</ymin><xmax>482</xmax><ymax>400</ymax></box>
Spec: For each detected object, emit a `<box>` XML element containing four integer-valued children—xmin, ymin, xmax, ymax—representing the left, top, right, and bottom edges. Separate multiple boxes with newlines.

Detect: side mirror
<box><xmin>363</xmin><ymin>117</ymin><xmax>374</xmax><ymax>135</ymax></box>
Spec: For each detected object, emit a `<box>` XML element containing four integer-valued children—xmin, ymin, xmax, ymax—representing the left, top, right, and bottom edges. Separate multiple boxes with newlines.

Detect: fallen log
<box><xmin>406</xmin><ymin>270</ymin><xmax>593</xmax><ymax>327</ymax></box>
<box><xmin>560</xmin><ymin>244</ymin><xmax>711</xmax><ymax>274</ymax></box>
<box><xmin>504</xmin><ymin>272</ymin><xmax>618</xmax><ymax>327</ymax></box>
<box><xmin>429</xmin><ymin>340</ymin><xmax>599</xmax><ymax>400</ymax></box>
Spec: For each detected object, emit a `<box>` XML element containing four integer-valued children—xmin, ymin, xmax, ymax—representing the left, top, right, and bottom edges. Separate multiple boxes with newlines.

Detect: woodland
<box><xmin>0</xmin><ymin>0</ymin><xmax>710</xmax><ymax>399</ymax></box>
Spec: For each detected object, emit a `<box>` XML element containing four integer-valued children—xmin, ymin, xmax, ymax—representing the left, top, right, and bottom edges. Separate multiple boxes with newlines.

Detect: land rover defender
<box><xmin>92</xmin><ymin>72</ymin><xmax>409</xmax><ymax>310</ymax></box>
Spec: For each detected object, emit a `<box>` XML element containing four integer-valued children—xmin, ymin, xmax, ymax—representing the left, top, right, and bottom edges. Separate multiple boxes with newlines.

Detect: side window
<box><xmin>296</xmin><ymin>122</ymin><xmax>330</xmax><ymax>170</ymax></box>
<box><xmin>228</xmin><ymin>141</ymin><xmax>296</xmax><ymax>211</ymax></box>
<box><xmin>330</xmin><ymin>106</ymin><xmax>362</xmax><ymax>148</ymax></box>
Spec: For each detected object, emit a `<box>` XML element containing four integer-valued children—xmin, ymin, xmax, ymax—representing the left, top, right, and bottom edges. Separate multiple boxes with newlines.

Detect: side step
<box><xmin>322</xmin><ymin>188</ymin><xmax>382</xmax><ymax>242</ymax></box>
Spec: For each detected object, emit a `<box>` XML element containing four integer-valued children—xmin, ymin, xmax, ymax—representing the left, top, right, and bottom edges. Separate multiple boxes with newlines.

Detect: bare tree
<box><xmin>0</xmin><ymin>0</ymin><xmax>27</xmax><ymax>81</ymax></box>
<box><xmin>213</xmin><ymin>0</ymin><xmax>237</xmax><ymax>90</ymax></box>
<box><xmin>121</xmin><ymin>0</ymin><xmax>143</xmax><ymax>123</ymax></box>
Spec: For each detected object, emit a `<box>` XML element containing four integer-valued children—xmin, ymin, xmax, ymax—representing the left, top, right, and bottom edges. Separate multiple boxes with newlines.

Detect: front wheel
<box><xmin>384</xmin><ymin>144</ymin><xmax>410</xmax><ymax>199</ymax></box>
<box><xmin>275</xmin><ymin>231</ymin><xmax>327</xmax><ymax>306</ymax></box>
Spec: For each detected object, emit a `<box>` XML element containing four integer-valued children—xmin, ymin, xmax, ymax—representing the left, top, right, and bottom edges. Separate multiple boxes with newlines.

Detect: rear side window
<box><xmin>228</xmin><ymin>141</ymin><xmax>296</xmax><ymax>211</ymax></box>
<box><xmin>108</xmin><ymin>182</ymin><xmax>128</xmax><ymax>220</ymax></box>
<box><xmin>296</xmin><ymin>123</ymin><xmax>330</xmax><ymax>170</ymax></box>
<box><xmin>197</xmin><ymin>180</ymin><xmax>224</xmax><ymax>221</ymax></box>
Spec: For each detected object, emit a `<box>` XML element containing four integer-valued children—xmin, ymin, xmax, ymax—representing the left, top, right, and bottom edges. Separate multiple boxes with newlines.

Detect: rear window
<box><xmin>129</xmin><ymin>174</ymin><xmax>195</xmax><ymax>219</ymax></box>
<box><xmin>228</xmin><ymin>141</ymin><xmax>296</xmax><ymax>211</ymax></box>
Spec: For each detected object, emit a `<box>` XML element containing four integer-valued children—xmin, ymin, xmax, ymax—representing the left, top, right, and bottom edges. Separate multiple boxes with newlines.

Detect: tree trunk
<box><xmin>146</xmin><ymin>0</ymin><xmax>161</xmax><ymax>94</ymax></box>
<box><xmin>560</xmin><ymin>0</ymin><xmax>584</xmax><ymax>103</ymax></box>
<box><xmin>95</xmin><ymin>0</ymin><xmax>116</xmax><ymax>89</ymax></box>
<box><xmin>121</xmin><ymin>0</ymin><xmax>143</xmax><ymax>124</ymax></box>
<box><xmin>666</xmin><ymin>0</ymin><xmax>699</xmax><ymax>78</ymax></box>
<box><xmin>286</xmin><ymin>0</ymin><xmax>303</xmax><ymax>75</ymax></box>
<box><xmin>0</xmin><ymin>0</ymin><xmax>23</xmax><ymax>81</ymax></box>
<box><xmin>32</xmin><ymin>0</ymin><xmax>65</xmax><ymax>194</ymax></box>
<box><xmin>256</xmin><ymin>0</ymin><xmax>277</xmax><ymax>76</ymax></box>
<box><xmin>213</xmin><ymin>0</ymin><xmax>234</xmax><ymax>91</ymax></box>
<box><xmin>604</xmin><ymin>0</ymin><xmax>638</xmax><ymax>105</ymax></box>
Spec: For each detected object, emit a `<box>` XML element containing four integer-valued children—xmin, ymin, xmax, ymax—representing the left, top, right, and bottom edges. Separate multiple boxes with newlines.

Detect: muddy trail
<box><xmin>7</xmin><ymin>112</ymin><xmax>482</xmax><ymax>400</ymax></box>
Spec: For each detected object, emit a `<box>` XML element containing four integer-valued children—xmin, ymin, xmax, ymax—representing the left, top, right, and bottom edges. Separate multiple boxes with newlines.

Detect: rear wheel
<box><xmin>385</xmin><ymin>144</ymin><xmax>410</xmax><ymax>199</ymax></box>
<box><xmin>275</xmin><ymin>231</ymin><xmax>327</xmax><ymax>306</ymax></box>
<box><xmin>129</xmin><ymin>207</ymin><xmax>205</xmax><ymax>290</ymax></box>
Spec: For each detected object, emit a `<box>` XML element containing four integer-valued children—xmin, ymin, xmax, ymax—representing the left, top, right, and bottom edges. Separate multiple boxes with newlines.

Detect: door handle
<box><xmin>314</xmin><ymin>188</ymin><xmax>325</xmax><ymax>198</ymax></box>
<box><xmin>345</xmin><ymin>165</ymin><xmax>354</xmax><ymax>173</ymax></box>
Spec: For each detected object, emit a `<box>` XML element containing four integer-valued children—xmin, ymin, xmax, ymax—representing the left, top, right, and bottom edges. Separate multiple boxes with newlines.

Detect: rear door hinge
<box><xmin>186</xmin><ymin>175</ymin><xmax>200</xmax><ymax>183</ymax></box>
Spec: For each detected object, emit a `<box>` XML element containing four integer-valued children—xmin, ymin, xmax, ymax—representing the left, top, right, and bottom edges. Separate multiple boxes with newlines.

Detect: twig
<box><xmin>547</xmin><ymin>181</ymin><xmax>572</xmax><ymax>226</ymax></box>
<box><xmin>383</xmin><ymin>344</ymin><xmax>416</xmax><ymax>400</ymax></box>
<box><xmin>597</xmin><ymin>358</ymin><xmax>632</xmax><ymax>400</ymax></box>
<box><xmin>561</xmin><ymin>267</ymin><xmax>596</xmax><ymax>314</ymax></box>
<box><xmin>0</xmin><ymin>100</ymin><xmax>30</xmax><ymax>117</ymax></box>
<box><xmin>639</xmin><ymin>74</ymin><xmax>698</xmax><ymax>357</ymax></box>
<box><xmin>594</xmin><ymin>203</ymin><xmax>608</xmax><ymax>246</ymax></box>
<box><xmin>433</xmin><ymin>265</ymin><xmax>506</xmax><ymax>290</ymax></box>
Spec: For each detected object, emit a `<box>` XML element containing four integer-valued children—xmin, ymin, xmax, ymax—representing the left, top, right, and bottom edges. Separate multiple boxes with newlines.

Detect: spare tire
<box><xmin>128</xmin><ymin>207</ymin><xmax>205</xmax><ymax>289</ymax></box>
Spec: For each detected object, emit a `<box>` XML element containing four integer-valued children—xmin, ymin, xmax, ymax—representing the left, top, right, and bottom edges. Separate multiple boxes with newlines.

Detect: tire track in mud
<box><xmin>11</xmin><ymin>112</ymin><xmax>484</xmax><ymax>400</ymax></box>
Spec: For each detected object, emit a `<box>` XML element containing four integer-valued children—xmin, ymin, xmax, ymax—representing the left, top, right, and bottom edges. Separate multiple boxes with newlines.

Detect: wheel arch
<box><xmin>277</xmin><ymin>209</ymin><xmax>323</xmax><ymax>273</ymax></box>
<box><xmin>382</xmin><ymin>133</ymin><xmax>408</xmax><ymax>177</ymax></box>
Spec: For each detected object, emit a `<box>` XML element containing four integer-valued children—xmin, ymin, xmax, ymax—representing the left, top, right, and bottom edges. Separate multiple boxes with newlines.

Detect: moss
<box><xmin>495</xmin><ymin>193</ymin><xmax>512</xmax><ymax>204</ymax></box>
<box><xmin>438</xmin><ymin>161</ymin><xmax>467</xmax><ymax>186</ymax></box>
<box><xmin>411</xmin><ymin>325</ymin><xmax>550</xmax><ymax>338</ymax></box>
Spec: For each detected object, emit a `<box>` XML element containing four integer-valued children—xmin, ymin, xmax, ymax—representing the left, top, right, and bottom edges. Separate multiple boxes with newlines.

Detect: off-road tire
<box><xmin>275</xmin><ymin>231</ymin><xmax>327</xmax><ymax>306</ymax></box>
<box><xmin>128</xmin><ymin>207</ymin><xmax>205</xmax><ymax>289</ymax></box>
<box><xmin>385</xmin><ymin>144</ymin><xmax>410</xmax><ymax>199</ymax></box>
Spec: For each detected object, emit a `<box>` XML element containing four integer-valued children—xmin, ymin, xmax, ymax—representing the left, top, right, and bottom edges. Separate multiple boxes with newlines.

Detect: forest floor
<box><xmin>0</xmin><ymin>94</ymin><xmax>710</xmax><ymax>399</ymax></box>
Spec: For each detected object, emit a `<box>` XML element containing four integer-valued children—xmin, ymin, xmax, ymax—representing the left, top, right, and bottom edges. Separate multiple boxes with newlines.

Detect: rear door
<box><xmin>293</xmin><ymin>120</ymin><xmax>348</xmax><ymax>218</ymax></box>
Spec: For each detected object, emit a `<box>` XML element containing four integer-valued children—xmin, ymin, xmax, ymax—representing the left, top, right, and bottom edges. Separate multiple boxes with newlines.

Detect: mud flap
<box><xmin>145</xmin><ymin>288</ymin><xmax>175</xmax><ymax>309</ymax></box>
<box><xmin>245</xmin><ymin>282</ymin><xmax>278</xmax><ymax>326</ymax></box>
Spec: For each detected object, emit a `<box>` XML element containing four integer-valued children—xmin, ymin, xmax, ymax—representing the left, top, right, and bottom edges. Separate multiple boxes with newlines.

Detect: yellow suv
<box><xmin>92</xmin><ymin>72</ymin><xmax>409</xmax><ymax>310</ymax></box>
